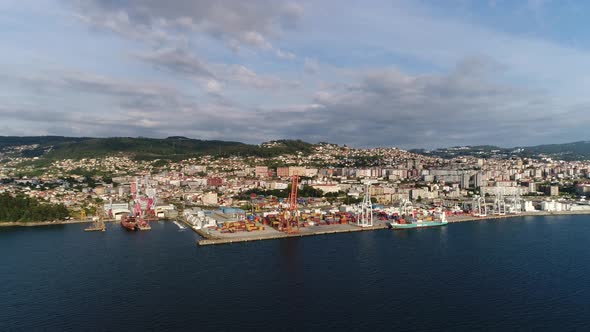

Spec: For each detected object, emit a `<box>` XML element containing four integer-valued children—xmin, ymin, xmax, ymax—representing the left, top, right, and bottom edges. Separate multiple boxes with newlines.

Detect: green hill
<box><xmin>0</xmin><ymin>136</ymin><xmax>317</xmax><ymax>160</ymax></box>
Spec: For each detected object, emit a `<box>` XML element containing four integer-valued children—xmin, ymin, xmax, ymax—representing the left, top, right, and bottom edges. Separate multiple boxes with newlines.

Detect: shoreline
<box><xmin>0</xmin><ymin>219</ymin><xmax>91</xmax><ymax>227</ymax></box>
<box><xmin>447</xmin><ymin>210</ymin><xmax>590</xmax><ymax>223</ymax></box>
<box><xmin>0</xmin><ymin>217</ymin><xmax>158</xmax><ymax>228</ymax></box>
<box><xmin>2</xmin><ymin>210</ymin><xmax>589</xmax><ymax>235</ymax></box>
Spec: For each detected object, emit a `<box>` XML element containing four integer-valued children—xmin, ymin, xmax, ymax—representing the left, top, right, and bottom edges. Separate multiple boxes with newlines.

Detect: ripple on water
<box><xmin>1</xmin><ymin>217</ymin><xmax>590</xmax><ymax>330</ymax></box>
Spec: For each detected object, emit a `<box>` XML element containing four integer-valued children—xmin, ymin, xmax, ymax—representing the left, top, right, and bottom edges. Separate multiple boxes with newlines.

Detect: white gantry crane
<box><xmin>473</xmin><ymin>195</ymin><xmax>487</xmax><ymax>217</ymax></box>
<box><xmin>401</xmin><ymin>199</ymin><xmax>414</xmax><ymax>218</ymax></box>
<box><xmin>358</xmin><ymin>181</ymin><xmax>373</xmax><ymax>227</ymax></box>
<box><xmin>507</xmin><ymin>193</ymin><xmax>523</xmax><ymax>214</ymax></box>
<box><xmin>493</xmin><ymin>188</ymin><xmax>506</xmax><ymax>216</ymax></box>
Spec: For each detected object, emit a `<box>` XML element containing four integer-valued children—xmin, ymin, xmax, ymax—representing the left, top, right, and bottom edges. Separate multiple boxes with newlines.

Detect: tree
<box><xmin>0</xmin><ymin>193</ymin><xmax>69</xmax><ymax>222</ymax></box>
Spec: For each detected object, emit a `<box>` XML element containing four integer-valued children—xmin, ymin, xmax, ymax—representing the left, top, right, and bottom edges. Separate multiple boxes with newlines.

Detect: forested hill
<box><xmin>0</xmin><ymin>136</ymin><xmax>315</xmax><ymax>160</ymax></box>
<box><xmin>0</xmin><ymin>193</ymin><xmax>69</xmax><ymax>222</ymax></box>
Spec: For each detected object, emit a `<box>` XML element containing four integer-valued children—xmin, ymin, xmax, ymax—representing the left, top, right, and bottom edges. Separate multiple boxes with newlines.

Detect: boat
<box><xmin>120</xmin><ymin>214</ymin><xmax>138</xmax><ymax>231</ymax></box>
<box><xmin>136</xmin><ymin>218</ymin><xmax>151</xmax><ymax>231</ymax></box>
<box><xmin>388</xmin><ymin>220</ymin><xmax>448</xmax><ymax>229</ymax></box>
<box><xmin>173</xmin><ymin>220</ymin><xmax>186</xmax><ymax>230</ymax></box>
<box><xmin>387</xmin><ymin>213</ymin><xmax>448</xmax><ymax>230</ymax></box>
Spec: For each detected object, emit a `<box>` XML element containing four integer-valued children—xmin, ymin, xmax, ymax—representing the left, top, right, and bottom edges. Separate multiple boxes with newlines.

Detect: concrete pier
<box><xmin>188</xmin><ymin>210</ymin><xmax>590</xmax><ymax>246</ymax></box>
<box><xmin>197</xmin><ymin>224</ymin><xmax>388</xmax><ymax>246</ymax></box>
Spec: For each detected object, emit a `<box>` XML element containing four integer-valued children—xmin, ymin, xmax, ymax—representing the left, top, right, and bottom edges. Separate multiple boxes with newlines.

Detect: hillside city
<box><xmin>2</xmin><ymin>140</ymin><xmax>590</xmax><ymax>222</ymax></box>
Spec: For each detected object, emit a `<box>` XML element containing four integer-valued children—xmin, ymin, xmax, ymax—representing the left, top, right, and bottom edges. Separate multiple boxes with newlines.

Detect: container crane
<box><xmin>280</xmin><ymin>175</ymin><xmax>300</xmax><ymax>233</ymax></box>
<box><xmin>358</xmin><ymin>181</ymin><xmax>373</xmax><ymax>227</ymax></box>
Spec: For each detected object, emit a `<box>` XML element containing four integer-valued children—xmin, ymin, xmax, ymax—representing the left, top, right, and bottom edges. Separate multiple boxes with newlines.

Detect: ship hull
<box><xmin>389</xmin><ymin>221</ymin><xmax>448</xmax><ymax>229</ymax></box>
<box><xmin>120</xmin><ymin>216</ymin><xmax>138</xmax><ymax>231</ymax></box>
<box><xmin>121</xmin><ymin>223</ymin><xmax>137</xmax><ymax>231</ymax></box>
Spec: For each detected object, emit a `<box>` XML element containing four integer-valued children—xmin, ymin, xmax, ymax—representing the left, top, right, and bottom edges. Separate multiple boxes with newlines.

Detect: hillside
<box><xmin>0</xmin><ymin>136</ymin><xmax>316</xmax><ymax>160</ymax></box>
<box><xmin>518</xmin><ymin>141</ymin><xmax>590</xmax><ymax>160</ymax></box>
<box><xmin>4</xmin><ymin>136</ymin><xmax>590</xmax><ymax>161</ymax></box>
<box><xmin>411</xmin><ymin>141</ymin><xmax>590</xmax><ymax>161</ymax></box>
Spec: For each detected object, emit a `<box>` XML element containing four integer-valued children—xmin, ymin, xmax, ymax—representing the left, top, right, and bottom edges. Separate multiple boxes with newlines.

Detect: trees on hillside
<box><xmin>0</xmin><ymin>193</ymin><xmax>69</xmax><ymax>222</ymax></box>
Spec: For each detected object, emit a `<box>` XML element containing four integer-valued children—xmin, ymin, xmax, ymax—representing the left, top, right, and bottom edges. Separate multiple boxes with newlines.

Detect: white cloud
<box><xmin>276</xmin><ymin>49</ymin><xmax>296</xmax><ymax>60</ymax></box>
<box><xmin>205</xmin><ymin>79</ymin><xmax>223</xmax><ymax>94</ymax></box>
<box><xmin>68</xmin><ymin>0</ymin><xmax>304</xmax><ymax>51</ymax></box>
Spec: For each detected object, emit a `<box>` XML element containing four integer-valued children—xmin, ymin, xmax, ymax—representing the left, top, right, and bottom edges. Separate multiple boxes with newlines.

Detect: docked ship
<box><xmin>387</xmin><ymin>212</ymin><xmax>448</xmax><ymax>230</ymax></box>
<box><xmin>120</xmin><ymin>214</ymin><xmax>138</xmax><ymax>231</ymax></box>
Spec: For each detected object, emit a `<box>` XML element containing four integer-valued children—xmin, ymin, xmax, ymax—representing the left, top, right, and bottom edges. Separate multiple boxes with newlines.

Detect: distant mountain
<box><xmin>0</xmin><ymin>136</ymin><xmax>317</xmax><ymax>160</ymax></box>
<box><xmin>3</xmin><ymin>136</ymin><xmax>590</xmax><ymax>161</ymax></box>
<box><xmin>411</xmin><ymin>141</ymin><xmax>590</xmax><ymax>161</ymax></box>
<box><xmin>518</xmin><ymin>141</ymin><xmax>590</xmax><ymax>160</ymax></box>
<box><xmin>409</xmin><ymin>145</ymin><xmax>507</xmax><ymax>159</ymax></box>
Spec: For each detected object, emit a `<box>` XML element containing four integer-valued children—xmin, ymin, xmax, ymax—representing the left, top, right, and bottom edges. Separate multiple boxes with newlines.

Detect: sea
<box><xmin>2</xmin><ymin>215</ymin><xmax>590</xmax><ymax>331</ymax></box>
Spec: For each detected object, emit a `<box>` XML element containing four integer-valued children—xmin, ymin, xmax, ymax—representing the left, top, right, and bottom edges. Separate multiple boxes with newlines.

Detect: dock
<box><xmin>195</xmin><ymin>223</ymin><xmax>388</xmax><ymax>246</ymax></box>
<box><xmin>189</xmin><ymin>210</ymin><xmax>590</xmax><ymax>246</ymax></box>
<box><xmin>84</xmin><ymin>225</ymin><xmax>106</xmax><ymax>232</ymax></box>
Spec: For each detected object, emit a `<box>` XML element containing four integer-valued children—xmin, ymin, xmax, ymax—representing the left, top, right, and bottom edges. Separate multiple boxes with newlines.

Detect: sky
<box><xmin>1</xmin><ymin>0</ymin><xmax>590</xmax><ymax>149</ymax></box>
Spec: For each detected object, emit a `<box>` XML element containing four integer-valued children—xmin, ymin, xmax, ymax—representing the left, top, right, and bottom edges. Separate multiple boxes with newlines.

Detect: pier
<box><xmin>188</xmin><ymin>210</ymin><xmax>590</xmax><ymax>246</ymax></box>
<box><xmin>196</xmin><ymin>224</ymin><xmax>388</xmax><ymax>246</ymax></box>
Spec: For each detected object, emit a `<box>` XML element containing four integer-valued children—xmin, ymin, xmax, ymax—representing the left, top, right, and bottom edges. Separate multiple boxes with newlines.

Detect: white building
<box><xmin>201</xmin><ymin>192</ymin><xmax>218</xmax><ymax>206</ymax></box>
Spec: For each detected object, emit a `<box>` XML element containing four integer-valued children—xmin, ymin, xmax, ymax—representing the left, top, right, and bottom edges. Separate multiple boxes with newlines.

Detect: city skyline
<box><xmin>2</xmin><ymin>0</ymin><xmax>590</xmax><ymax>148</ymax></box>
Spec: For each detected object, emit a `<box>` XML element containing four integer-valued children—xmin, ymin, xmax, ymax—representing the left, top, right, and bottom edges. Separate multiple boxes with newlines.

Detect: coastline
<box><xmin>447</xmin><ymin>210</ymin><xmax>590</xmax><ymax>223</ymax></box>
<box><xmin>0</xmin><ymin>219</ymin><xmax>91</xmax><ymax>227</ymax></box>
<box><xmin>2</xmin><ymin>210</ymin><xmax>589</xmax><ymax>234</ymax></box>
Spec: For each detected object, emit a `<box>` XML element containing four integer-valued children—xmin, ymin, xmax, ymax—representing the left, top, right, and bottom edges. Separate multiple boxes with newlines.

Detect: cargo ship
<box><xmin>120</xmin><ymin>214</ymin><xmax>138</xmax><ymax>231</ymax></box>
<box><xmin>387</xmin><ymin>213</ymin><xmax>448</xmax><ymax>230</ymax></box>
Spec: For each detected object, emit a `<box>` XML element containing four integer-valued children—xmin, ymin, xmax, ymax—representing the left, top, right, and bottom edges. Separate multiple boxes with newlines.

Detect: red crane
<box><xmin>282</xmin><ymin>175</ymin><xmax>300</xmax><ymax>233</ymax></box>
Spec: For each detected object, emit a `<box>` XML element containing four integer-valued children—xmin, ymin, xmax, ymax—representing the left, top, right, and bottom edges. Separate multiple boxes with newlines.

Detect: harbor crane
<box><xmin>473</xmin><ymin>195</ymin><xmax>487</xmax><ymax>217</ymax></box>
<box><xmin>493</xmin><ymin>188</ymin><xmax>506</xmax><ymax>216</ymax></box>
<box><xmin>280</xmin><ymin>175</ymin><xmax>300</xmax><ymax>233</ymax></box>
<box><xmin>358</xmin><ymin>181</ymin><xmax>373</xmax><ymax>227</ymax></box>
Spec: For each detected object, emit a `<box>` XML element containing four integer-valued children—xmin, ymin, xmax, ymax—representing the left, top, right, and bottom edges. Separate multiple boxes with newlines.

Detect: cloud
<box><xmin>4</xmin><ymin>57</ymin><xmax>587</xmax><ymax>148</ymax></box>
<box><xmin>14</xmin><ymin>71</ymin><xmax>178</xmax><ymax>101</ymax></box>
<box><xmin>303</xmin><ymin>58</ymin><xmax>320</xmax><ymax>74</ymax></box>
<box><xmin>220</xmin><ymin>65</ymin><xmax>299</xmax><ymax>89</ymax></box>
<box><xmin>245</xmin><ymin>57</ymin><xmax>586</xmax><ymax>148</ymax></box>
<box><xmin>136</xmin><ymin>47</ymin><xmax>213</xmax><ymax>78</ymax></box>
<box><xmin>205</xmin><ymin>80</ymin><xmax>223</xmax><ymax>94</ymax></box>
<box><xmin>134</xmin><ymin>47</ymin><xmax>298</xmax><ymax>90</ymax></box>
<box><xmin>68</xmin><ymin>0</ymin><xmax>303</xmax><ymax>53</ymax></box>
<box><xmin>7</xmin><ymin>0</ymin><xmax>590</xmax><ymax>148</ymax></box>
<box><xmin>276</xmin><ymin>49</ymin><xmax>296</xmax><ymax>60</ymax></box>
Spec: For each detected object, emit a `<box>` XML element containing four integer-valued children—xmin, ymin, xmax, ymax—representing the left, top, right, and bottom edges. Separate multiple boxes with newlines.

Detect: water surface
<box><xmin>1</xmin><ymin>216</ymin><xmax>590</xmax><ymax>330</ymax></box>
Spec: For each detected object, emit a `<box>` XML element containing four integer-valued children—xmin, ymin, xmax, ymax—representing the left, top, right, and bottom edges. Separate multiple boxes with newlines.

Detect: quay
<box><xmin>190</xmin><ymin>210</ymin><xmax>590</xmax><ymax>246</ymax></box>
<box><xmin>196</xmin><ymin>224</ymin><xmax>388</xmax><ymax>246</ymax></box>
<box><xmin>446</xmin><ymin>210</ymin><xmax>590</xmax><ymax>223</ymax></box>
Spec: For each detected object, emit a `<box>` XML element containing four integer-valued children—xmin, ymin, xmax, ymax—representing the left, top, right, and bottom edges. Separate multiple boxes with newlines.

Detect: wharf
<box><xmin>190</xmin><ymin>210</ymin><xmax>590</xmax><ymax>246</ymax></box>
<box><xmin>196</xmin><ymin>223</ymin><xmax>388</xmax><ymax>246</ymax></box>
<box><xmin>447</xmin><ymin>210</ymin><xmax>590</xmax><ymax>223</ymax></box>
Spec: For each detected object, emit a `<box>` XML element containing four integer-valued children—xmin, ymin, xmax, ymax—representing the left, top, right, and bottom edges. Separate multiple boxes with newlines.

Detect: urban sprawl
<box><xmin>2</xmin><ymin>142</ymin><xmax>590</xmax><ymax>242</ymax></box>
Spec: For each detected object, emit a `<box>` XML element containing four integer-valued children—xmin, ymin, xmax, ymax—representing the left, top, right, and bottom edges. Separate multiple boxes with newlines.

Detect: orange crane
<box><xmin>281</xmin><ymin>175</ymin><xmax>300</xmax><ymax>233</ymax></box>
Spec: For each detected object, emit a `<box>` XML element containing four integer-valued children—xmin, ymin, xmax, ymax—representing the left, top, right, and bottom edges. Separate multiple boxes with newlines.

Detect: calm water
<box><xmin>2</xmin><ymin>216</ymin><xmax>590</xmax><ymax>331</ymax></box>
